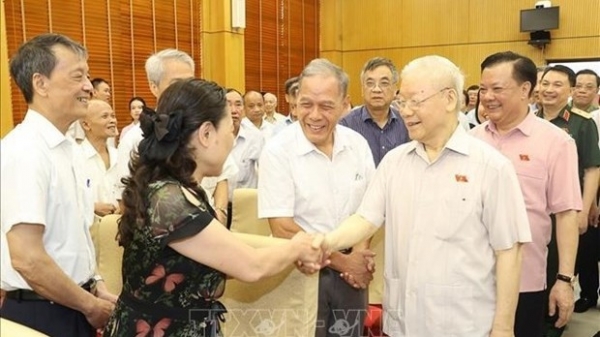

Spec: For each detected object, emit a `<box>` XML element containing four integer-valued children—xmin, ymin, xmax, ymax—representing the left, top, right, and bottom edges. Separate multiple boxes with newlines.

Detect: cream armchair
<box><xmin>231</xmin><ymin>188</ymin><xmax>271</xmax><ymax>236</ymax></box>
<box><xmin>0</xmin><ymin>318</ymin><xmax>49</xmax><ymax>336</ymax></box>
<box><xmin>92</xmin><ymin>215</ymin><xmax>320</xmax><ymax>336</ymax></box>
<box><xmin>222</xmin><ymin>234</ymin><xmax>319</xmax><ymax>337</ymax></box>
<box><xmin>90</xmin><ymin>214</ymin><xmax>124</xmax><ymax>294</ymax></box>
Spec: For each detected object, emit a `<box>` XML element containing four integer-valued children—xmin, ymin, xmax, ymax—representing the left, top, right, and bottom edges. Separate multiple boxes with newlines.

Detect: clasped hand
<box><xmin>291</xmin><ymin>232</ymin><xmax>331</xmax><ymax>274</ymax></box>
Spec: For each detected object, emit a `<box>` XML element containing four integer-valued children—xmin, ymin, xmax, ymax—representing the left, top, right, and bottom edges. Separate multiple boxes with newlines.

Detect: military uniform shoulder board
<box><xmin>571</xmin><ymin>108</ymin><xmax>592</xmax><ymax>119</ymax></box>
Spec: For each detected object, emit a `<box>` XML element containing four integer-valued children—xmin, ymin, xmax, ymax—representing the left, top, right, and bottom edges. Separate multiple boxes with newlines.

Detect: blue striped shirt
<box><xmin>339</xmin><ymin>106</ymin><xmax>409</xmax><ymax>166</ymax></box>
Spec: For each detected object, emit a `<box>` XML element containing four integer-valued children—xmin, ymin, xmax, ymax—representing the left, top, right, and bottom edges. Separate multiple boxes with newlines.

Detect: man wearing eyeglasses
<box><xmin>571</xmin><ymin>69</ymin><xmax>600</xmax><ymax>113</ymax></box>
<box><xmin>339</xmin><ymin>57</ymin><xmax>409</xmax><ymax>166</ymax></box>
<box><xmin>470</xmin><ymin>52</ymin><xmax>582</xmax><ymax>337</ymax></box>
<box><xmin>320</xmin><ymin>55</ymin><xmax>531</xmax><ymax>337</ymax></box>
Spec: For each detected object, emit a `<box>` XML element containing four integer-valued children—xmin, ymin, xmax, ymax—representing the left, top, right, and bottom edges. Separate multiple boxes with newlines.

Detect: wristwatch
<box><xmin>556</xmin><ymin>273</ymin><xmax>575</xmax><ymax>287</ymax></box>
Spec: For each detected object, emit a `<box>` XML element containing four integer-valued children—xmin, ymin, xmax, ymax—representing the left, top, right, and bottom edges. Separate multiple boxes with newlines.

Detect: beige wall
<box><xmin>201</xmin><ymin>0</ymin><xmax>245</xmax><ymax>92</ymax></box>
<box><xmin>321</xmin><ymin>0</ymin><xmax>600</xmax><ymax>104</ymax></box>
<box><xmin>1</xmin><ymin>1</ymin><xmax>14</xmax><ymax>137</ymax></box>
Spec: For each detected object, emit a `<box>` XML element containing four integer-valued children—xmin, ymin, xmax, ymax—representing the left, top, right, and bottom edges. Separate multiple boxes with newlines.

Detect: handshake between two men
<box><xmin>290</xmin><ymin>231</ymin><xmax>376</xmax><ymax>289</ymax></box>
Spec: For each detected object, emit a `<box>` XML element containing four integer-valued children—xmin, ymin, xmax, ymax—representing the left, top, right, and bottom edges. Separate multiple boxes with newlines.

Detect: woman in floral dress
<box><xmin>103</xmin><ymin>78</ymin><xmax>323</xmax><ymax>337</ymax></box>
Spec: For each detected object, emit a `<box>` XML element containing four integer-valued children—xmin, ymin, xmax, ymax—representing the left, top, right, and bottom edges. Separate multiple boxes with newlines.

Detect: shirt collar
<box><xmin>485</xmin><ymin>109</ymin><xmax>536</xmax><ymax>137</ymax></box>
<box><xmin>536</xmin><ymin>105</ymin><xmax>570</xmax><ymax>123</ymax></box>
<box><xmin>23</xmin><ymin>109</ymin><xmax>70</xmax><ymax>149</ymax></box>
<box><xmin>360</xmin><ymin>106</ymin><xmax>399</xmax><ymax>122</ymax></box>
<box><xmin>294</xmin><ymin>123</ymin><xmax>349</xmax><ymax>157</ymax></box>
<box><xmin>80</xmin><ymin>138</ymin><xmax>98</xmax><ymax>159</ymax></box>
<box><xmin>407</xmin><ymin>124</ymin><xmax>470</xmax><ymax>158</ymax></box>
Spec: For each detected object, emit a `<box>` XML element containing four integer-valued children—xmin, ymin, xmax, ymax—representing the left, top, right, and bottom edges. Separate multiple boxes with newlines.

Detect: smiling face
<box><xmin>398</xmin><ymin>75</ymin><xmax>455</xmax><ymax>145</ymax></box>
<box><xmin>479</xmin><ymin>62</ymin><xmax>531</xmax><ymax>129</ymax></box>
<box><xmin>540</xmin><ymin>70</ymin><xmax>572</xmax><ymax>110</ymax></box>
<box><xmin>296</xmin><ymin>74</ymin><xmax>346</xmax><ymax>152</ymax></box>
<box><xmin>361</xmin><ymin>65</ymin><xmax>396</xmax><ymax>111</ymax></box>
<box><xmin>263</xmin><ymin>93</ymin><xmax>277</xmax><ymax>114</ymax></box>
<box><xmin>82</xmin><ymin>99</ymin><xmax>118</xmax><ymax>139</ymax></box>
<box><xmin>39</xmin><ymin>45</ymin><xmax>93</xmax><ymax>123</ymax></box>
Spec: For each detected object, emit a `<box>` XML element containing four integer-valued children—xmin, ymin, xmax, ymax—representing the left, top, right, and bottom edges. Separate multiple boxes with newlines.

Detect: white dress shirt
<box><xmin>1</xmin><ymin>110</ymin><xmax>96</xmax><ymax>289</ymax></box>
<box><xmin>258</xmin><ymin>123</ymin><xmax>375</xmax><ymax>233</ymax></box>
<box><xmin>358</xmin><ymin>126</ymin><xmax>531</xmax><ymax>337</ymax></box>
<box><xmin>229</xmin><ymin>123</ymin><xmax>265</xmax><ymax>198</ymax></box>
<box><xmin>77</xmin><ymin>138</ymin><xmax>120</xmax><ymax>206</ymax></box>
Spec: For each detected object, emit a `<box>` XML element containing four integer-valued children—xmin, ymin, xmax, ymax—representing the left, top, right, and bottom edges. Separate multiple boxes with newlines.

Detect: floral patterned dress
<box><xmin>103</xmin><ymin>180</ymin><xmax>227</xmax><ymax>337</ymax></box>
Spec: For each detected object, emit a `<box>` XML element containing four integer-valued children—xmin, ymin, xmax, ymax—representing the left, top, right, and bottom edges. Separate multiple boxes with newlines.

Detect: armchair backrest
<box><xmin>221</xmin><ymin>233</ymin><xmax>319</xmax><ymax>336</ymax></box>
<box><xmin>0</xmin><ymin>318</ymin><xmax>49</xmax><ymax>336</ymax></box>
<box><xmin>230</xmin><ymin>188</ymin><xmax>271</xmax><ymax>236</ymax></box>
<box><xmin>90</xmin><ymin>214</ymin><xmax>124</xmax><ymax>294</ymax></box>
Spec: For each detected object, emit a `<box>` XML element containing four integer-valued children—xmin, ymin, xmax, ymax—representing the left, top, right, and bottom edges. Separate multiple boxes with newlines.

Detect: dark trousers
<box><xmin>0</xmin><ymin>297</ymin><xmax>94</xmax><ymax>337</ymax></box>
<box><xmin>514</xmin><ymin>290</ymin><xmax>546</xmax><ymax>337</ymax></box>
<box><xmin>576</xmin><ymin>225</ymin><xmax>599</xmax><ymax>302</ymax></box>
<box><xmin>316</xmin><ymin>267</ymin><xmax>367</xmax><ymax>337</ymax></box>
<box><xmin>544</xmin><ymin>215</ymin><xmax>566</xmax><ymax>335</ymax></box>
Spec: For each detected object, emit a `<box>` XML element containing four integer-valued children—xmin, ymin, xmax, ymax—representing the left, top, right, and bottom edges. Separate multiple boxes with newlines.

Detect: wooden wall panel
<box><xmin>321</xmin><ymin>0</ymin><xmax>600</xmax><ymax>108</ymax></box>
<box><xmin>4</xmin><ymin>0</ymin><xmax>202</xmax><ymax>129</ymax></box>
<box><xmin>245</xmin><ymin>0</ymin><xmax>320</xmax><ymax>114</ymax></box>
<box><xmin>1</xmin><ymin>0</ymin><xmax>14</xmax><ymax>137</ymax></box>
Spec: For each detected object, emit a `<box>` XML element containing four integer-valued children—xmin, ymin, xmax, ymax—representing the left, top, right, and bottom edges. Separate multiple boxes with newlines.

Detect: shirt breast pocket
<box><xmin>434</xmin><ymin>194</ymin><xmax>476</xmax><ymax>241</ymax></box>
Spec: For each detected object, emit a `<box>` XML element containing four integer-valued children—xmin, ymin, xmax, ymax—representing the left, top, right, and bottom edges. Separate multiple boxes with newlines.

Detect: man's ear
<box><xmin>521</xmin><ymin>82</ymin><xmax>532</xmax><ymax>100</ymax></box>
<box><xmin>445</xmin><ymin>88</ymin><xmax>458</xmax><ymax>112</ymax></box>
<box><xmin>79</xmin><ymin>119</ymin><xmax>91</xmax><ymax>131</ymax></box>
<box><xmin>149</xmin><ymin>81</ymin><xmax>160</xmax><ymax>99</ymax></box>
<box><xmin>32</xmin><ymin>73</ymin><xmax>49</xmax><ymax>98</ymax></box>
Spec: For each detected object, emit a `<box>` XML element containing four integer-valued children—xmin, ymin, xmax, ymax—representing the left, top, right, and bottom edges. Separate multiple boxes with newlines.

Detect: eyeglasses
<box><xmin>364</xmin><ymin>80</ymin><xmax>393</xmax><ymax>90</ymax></box>
<box><xmin>393</xmin><ymin>87</ymin><xmax>450</xmax><ymax>111</ymax></box>
<box><xmin>575</xmin><ymin>84</ymin><xmax>599</xmax><ymax>92</ymax></box>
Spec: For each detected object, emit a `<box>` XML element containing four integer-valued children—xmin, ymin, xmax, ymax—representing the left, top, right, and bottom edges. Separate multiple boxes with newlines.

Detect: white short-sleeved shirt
<box><xmin>358</xmin><ymin>126</ymin><xmax>531</xmax><ymax>337</ymax></box>
<box><xmin>77</xmin><ymin>138</ymin><xmax>120</xmax><ymax>206</ymax></box>
<box><xmin>244</xmin><ymin>118</ymin><xmax>274</xmax><ymax>142</ymax></box>
<box><xmin>1</xmin><ymin>110</ymin><xmax>96</xmax><ymax>290</ymax></box>
<box><xmin>258</xmin><ymin>123</ymin><xmax>375</xmax><ymax>233</ymax></box>
<box><xmin>115</xmin><ymin>124</ymin><xmax>143</xmax><ymax>196</ymax></box>
<box><xmin>200</xmin><ymin>155</ymin><xmax>239</xmax><ymax>207</ymax></box>
<box><xmin>229</xmin><ymin>123</ymin><xmax>265</xmax><ymax>198</ymax></box>
<box><xmin>264</xmin><ymin>112</ymin><xmax>287</xmax><ymax>124</ymax></box>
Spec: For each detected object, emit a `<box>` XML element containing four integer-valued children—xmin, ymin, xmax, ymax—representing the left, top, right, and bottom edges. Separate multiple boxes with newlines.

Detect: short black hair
<box><xmin>481</xmin><ymin>51</ymin><xmax>537</xmax><ymax>96</ymax></box>
<box><xmin>575</xmin><ymin>69</ymin><xmax>600</xmax><ymax>88</ymax></box>
<box><xmin>284</xmin><ymin>76</ymin><xmax>299</xmax><ymax>95</ymax></box>
<box><xmin>10</xmin><ymin>33</ymin><xmax>87</xmax><ymax>103</ymax></box>
<box><xmin>91</xmin><ymin>78</ymin><xmax>109</xmax><ymax>89</ymax></box>
<box><xmin>542</xmin><ymin>65</ymin><xmax>576</xmax><ymax>87</ymax></box>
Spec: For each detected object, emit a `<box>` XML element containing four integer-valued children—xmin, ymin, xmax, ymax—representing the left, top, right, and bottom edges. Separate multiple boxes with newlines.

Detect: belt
<box><xmin>5</xmin><ymin>278</ymin><xmax>96</xmax><ymax>302</ymax></box>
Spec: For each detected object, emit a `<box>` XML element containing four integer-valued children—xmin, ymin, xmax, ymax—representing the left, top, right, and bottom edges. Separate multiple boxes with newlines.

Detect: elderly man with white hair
<box><xmin>321</xmin><ymin>55</ymin><xmax>532</xmax><ymax>337</ymax></box>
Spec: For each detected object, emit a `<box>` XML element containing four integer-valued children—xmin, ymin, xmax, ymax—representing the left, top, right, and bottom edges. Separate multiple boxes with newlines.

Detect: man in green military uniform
<box><xmin>569</xmin><ymin>69</ymin><xmax>600</xmax><ymax>113</ymax></box>
<box><xmin>538</xmin><ymin>65</ymin><xmax>600</xmax><ymax>337</ymax></box>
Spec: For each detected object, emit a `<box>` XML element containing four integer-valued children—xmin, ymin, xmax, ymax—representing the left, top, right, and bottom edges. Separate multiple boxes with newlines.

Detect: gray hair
<box><xmin>10</xmin><ymin>33</ymin><xmax>87</xmax><ymax>104</ymax></box>
<box><xmin>298</xmin><ymin>58</ymin><xmax>349</xmax><ymax>98</ymax></box>
<box><xmin>145</xmin><ymin>49</ymin><xmax>195</xmax><ymax>86</ymax></box>
<box><xmin>360</xmin><ymin>57</ymin><xmax>399</xmax><ymax>84</ymax></box>
<box><xmin>401</xmin><ymin>55</ymin><xmax>464</xmax><ymax>111</ymax></box>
